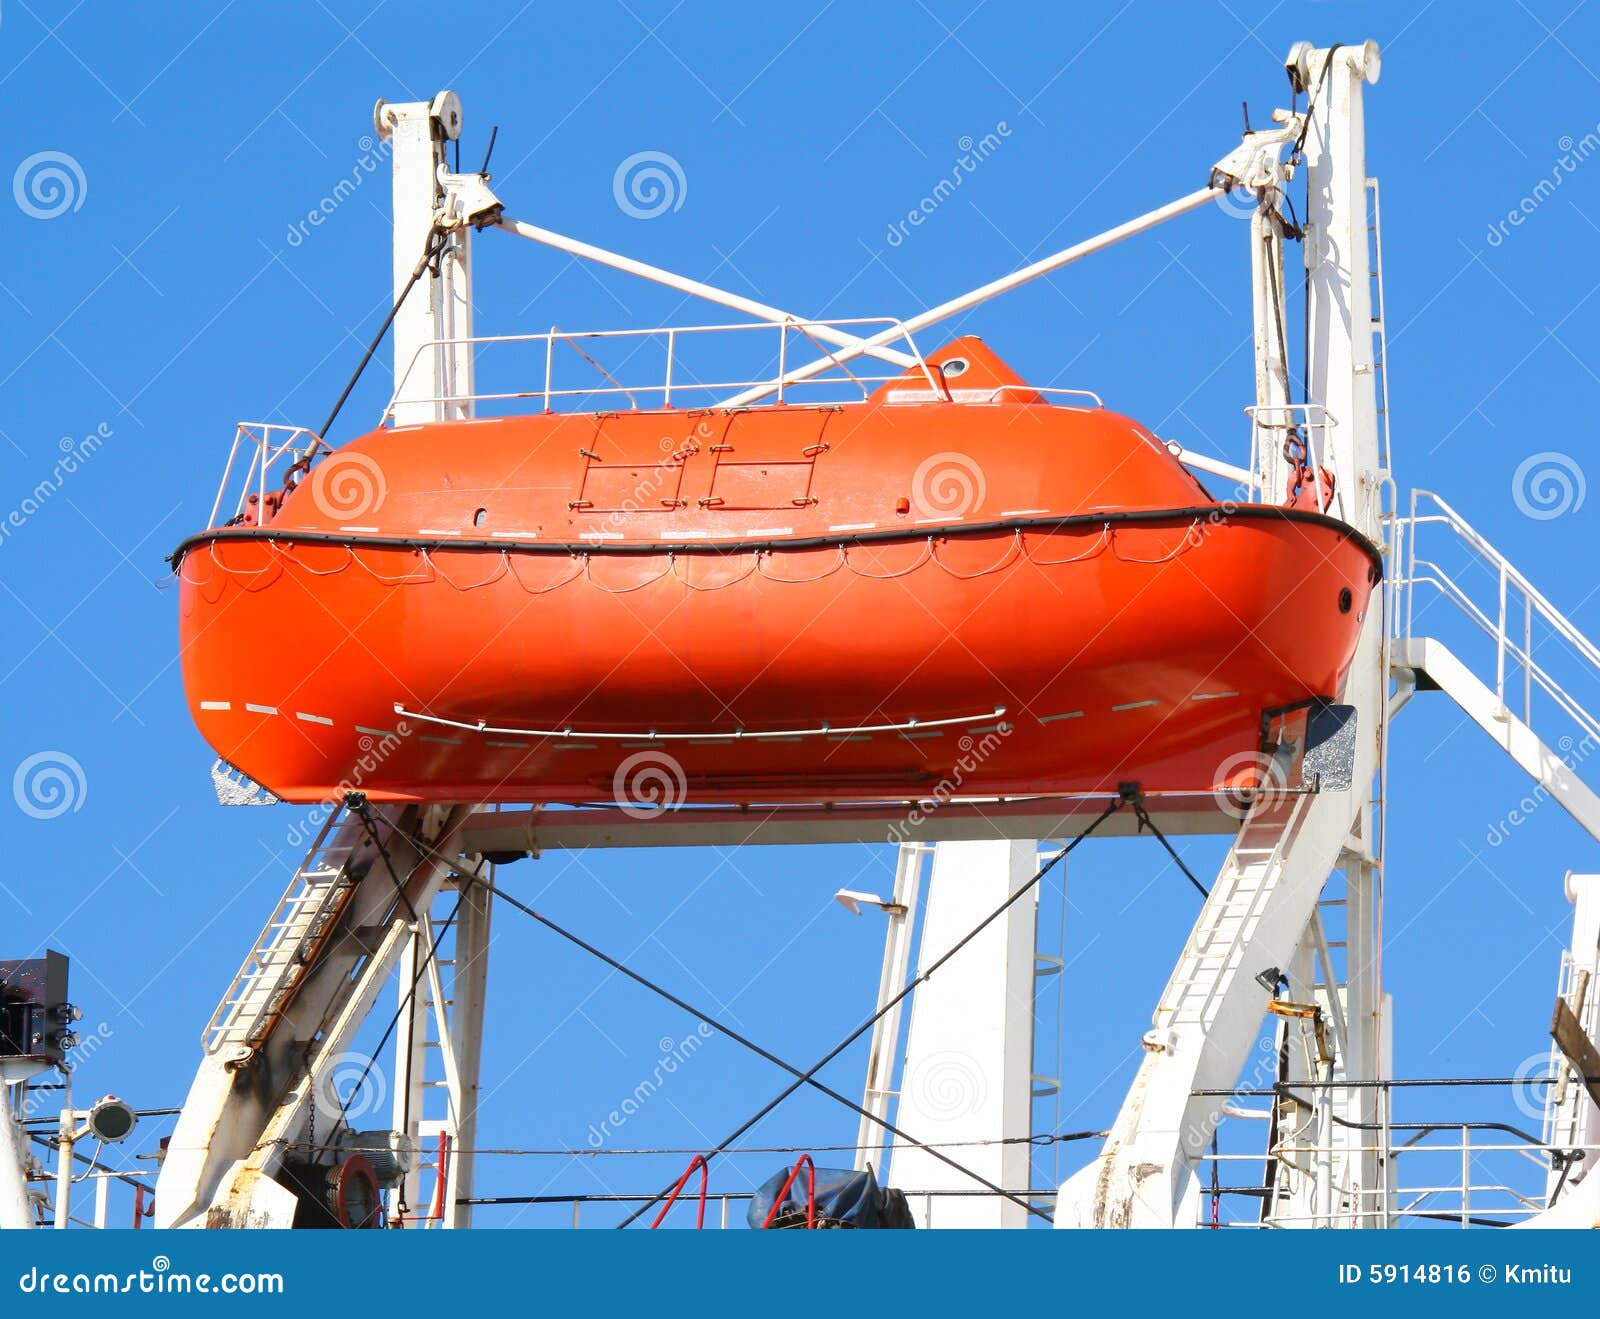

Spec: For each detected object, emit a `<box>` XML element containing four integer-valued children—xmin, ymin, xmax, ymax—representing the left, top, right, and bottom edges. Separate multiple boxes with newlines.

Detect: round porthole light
<box><xmin>940</xmin><ymin>357</ymin><xmax>970</xmax><ymax>378</ymax></box>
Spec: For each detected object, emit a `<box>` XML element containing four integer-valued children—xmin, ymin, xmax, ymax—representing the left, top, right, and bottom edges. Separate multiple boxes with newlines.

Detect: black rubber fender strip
<box><xmin>168</xmin><ymin>503</ymin><xmax>1384</xmax><ymax>578</ymax></box>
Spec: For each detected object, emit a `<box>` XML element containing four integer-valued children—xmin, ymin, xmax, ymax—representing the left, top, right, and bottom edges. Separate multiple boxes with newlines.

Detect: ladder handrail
<box><xmin>1399</xmin><ymin>489</ymin><xmax>1600</xmax><ymax>742</ymax></box>
<box><xmin>1403</xmin><ymin>489</ymin><xmax>1600</xmax><ymax>672</ymax></box>
<box><xmin>1401</xmin><ymin>569</ymin><xmax>1600</xmax><ymax>747</ymax></box>
<box><xmin>1160</xmin><ymin>790</ymin><xmax>1312</xmax><ymax>1032</ymax></box>
<box><xmin>202</xmin><ymin>807</ymin><xmax>356</xmax><ymax>1053</ymax></box>
<box><xmin>1368</xmin><ymin>178</ymin><xmax>1392</xmax><ymax>476</ymax></box>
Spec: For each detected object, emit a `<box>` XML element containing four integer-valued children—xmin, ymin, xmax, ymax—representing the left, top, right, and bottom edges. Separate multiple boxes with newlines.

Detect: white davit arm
<box><xmin>492</xmin><ymin>213</ymin><xmax>918</xmax><ymax>369</ymax></box>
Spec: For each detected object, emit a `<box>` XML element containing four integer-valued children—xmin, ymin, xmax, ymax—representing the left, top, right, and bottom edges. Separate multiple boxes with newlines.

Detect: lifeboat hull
<box><xmin>177</xmin><ymin>512</ymin><xmax>1375</xmax><ymax>806</ymax></box>
<box><xmin>174</xmin><ymin>339</ymin><xmax>1379</xmax><ymax>807</ymax></box>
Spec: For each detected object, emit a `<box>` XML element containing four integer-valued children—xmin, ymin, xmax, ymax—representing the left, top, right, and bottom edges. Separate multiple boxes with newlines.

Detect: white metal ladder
<box><xmin>1367</xmin><ymin>178</ymin><xmax>1392</xmax><ymax>476</ymax></box>
<box><xmin>203</xmin><ymin>806</ymin><xmax>374</xmax><ymax>1055</ymax></box>
<box><xmin>1157</xmin><ymin>790</ymin><xmax>1312</xmax><ymax>1034</ymax></box>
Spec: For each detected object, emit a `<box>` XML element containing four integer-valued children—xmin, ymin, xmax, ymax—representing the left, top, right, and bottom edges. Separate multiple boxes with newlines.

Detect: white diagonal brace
<box><xmin>721</xmin><ymin>184</ymin><xmax>1225</xmax><ymax>407</ymax></box>
<box><xmin>494</xmin><ymin>215</ymin><xmax>917</xmax><ymax>369</ymax></box>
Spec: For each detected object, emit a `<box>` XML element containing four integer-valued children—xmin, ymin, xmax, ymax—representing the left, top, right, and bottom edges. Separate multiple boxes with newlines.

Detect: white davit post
<box><xmin>1295</xmin><ymin>38</ymin><xmax>1388</xmax><ymax>1220</ymax></box>
<box><xmin>375</xmin><ymin>91</ymin><xmax>473</xmax><ymax>427</ymax></box>
<box><xmin>1053</xmin><ymin>40</ymin><xmax>1387</xmax><ymax>1229</ymax></box>
<box><xmin>374</xmin><ymin>92</ymin><xmax>491</xmax><ymax>1230</ymax></box>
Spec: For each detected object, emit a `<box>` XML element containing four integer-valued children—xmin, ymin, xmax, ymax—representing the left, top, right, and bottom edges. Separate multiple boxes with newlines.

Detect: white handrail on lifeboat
<box><xmin>207</xmin><ymin>423</ymin><xmax>329</xmax><ymax>530</ymax></box>
<box><xmin>877</xmin><ymin>383</ymin><xmax>1106</xmax><ymax>408</ymax></box>
<box><xmin>393</xmin><ymin>702</ymin><xmax>1010</xmax><ymax>743</ymax></box>
<box><xmin>1170</xmin><ymin>447</ymin><xmax>1256</xmax><ymax>490</ymax></box>
<box><xmin>382</xmin><ymin>318</ymin><xmax>950</xmax><ymax>421</ymax></box>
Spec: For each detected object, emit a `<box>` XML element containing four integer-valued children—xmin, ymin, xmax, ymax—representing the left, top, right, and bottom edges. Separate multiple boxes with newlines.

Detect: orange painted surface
<box><xmin>174</xmin><ymin>339</ymin><xmax>1379</xmax><ymax>806</ymax></box>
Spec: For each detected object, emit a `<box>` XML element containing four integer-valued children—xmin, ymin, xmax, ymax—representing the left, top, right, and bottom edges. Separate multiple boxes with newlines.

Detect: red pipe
<box><xmin>396</xmin><ymin>1131</ymin><xmax>452</xmax><ymax>1224</ymax></box>
<box><xmin>429</xmin><ymin>1131</ymin><xmax>449</xmax><ymax>1222</ymax></box>
<box><xmin>650</xmin><ymin>1154</ymin><xmax>710</xmax><ymax>1229</ymax></box>
<box><xmin>760</xmin><ymin>1154</ymin><xmax>816</xmax><ymax>1230</ymax></box>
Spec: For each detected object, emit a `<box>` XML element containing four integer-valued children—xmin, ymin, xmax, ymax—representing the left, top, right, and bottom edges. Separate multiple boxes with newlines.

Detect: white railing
<box><xmin>207</xmin><ymin>423</ymin><xmax>329</xmax><ymax>530</ymax></box>
<box><xmin>383</xmin><ymin>319</ymin><xmax>1104</xmax><ymax>421</ymax></box>
<box><xmin>502</xmin><ymin>1186</ymin><xmax>1058</xmax><ymax>1229</ymax></box>
<box><xmin>1201</xmin><ymin>1077</ymin><xmax>1594</xmax><ymax>1228</ymax></box>
<box><xmin>15</xmin><ymin>1112</ymin><xmax>164</xmax><ymax>1229</ymax></box>
<box><xmin>877</xmin><ymin>382</ymin><xmax>1103</xmax><ymax>407</ymax></box>
<box><xmin>1200</xmin><ymin>1134</ymin><xmax>1583</xmax><ymax>1228</ymax></box>
<box><xmin>1393</xmin><ymin>489</ymin><xmax>1600</xmax><ymax>747</ymax></box>
<box><xmin>54</xmin><ymin>1168</ymin><xmax>156</xmax><ymax>1230</ymax></box>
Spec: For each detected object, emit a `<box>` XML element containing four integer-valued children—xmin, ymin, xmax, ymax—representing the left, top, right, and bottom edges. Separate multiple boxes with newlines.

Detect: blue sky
<box><xmin>5</xmin><ymin>0</ymin><xmax>1600</xmax><ymax>1228</ymax></box>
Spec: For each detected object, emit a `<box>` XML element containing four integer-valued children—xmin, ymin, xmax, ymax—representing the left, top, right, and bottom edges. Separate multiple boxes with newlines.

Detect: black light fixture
<box><xmin>1254</xmin><ymin>966</ymin><xmax>1287</xmax><ymax>995</ymax></box>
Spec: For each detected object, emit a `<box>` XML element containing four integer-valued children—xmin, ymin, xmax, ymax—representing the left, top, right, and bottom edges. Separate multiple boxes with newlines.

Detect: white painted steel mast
<box><xmin>1054</xmin><ymin>40</ymin><xmax>1389</xmax><ymax>1229</ymax></box>
<box><xmin>373</xmin><ymin>92</ymin><xmax>493</xmax><ymax>1231</ymax></box>
<box><xmin>380</xmin><ymin>91</ymin><xmax>475</xmax><ymax>425</ymax></box>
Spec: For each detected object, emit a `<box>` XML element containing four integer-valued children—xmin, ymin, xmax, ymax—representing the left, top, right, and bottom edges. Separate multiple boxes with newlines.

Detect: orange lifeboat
<box><xmin>173</xmin><ymin>338</ymin><xmax>1379</xmax><ymax>807</ymax></box>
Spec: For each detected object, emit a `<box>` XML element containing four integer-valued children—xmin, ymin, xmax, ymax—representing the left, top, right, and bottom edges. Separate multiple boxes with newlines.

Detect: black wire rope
<box><xmin>316</xmin><ymin>222</ymin><xmax>452</xmax><ymax>442</ymax></box>
<box><xmin>1131</xmin><ymin>796</ymin><xmax>1210</xmax><ymax>899</ymax></box>
<box><xmin>612</xmin><ymin>796</ymin><xmax>1130</xmax><ymax>1227</ymax></box>
<box><xmin>464</xmin><ymin>864</ymin><xmax>1051</xmax><ymax>1223</ymax></box>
